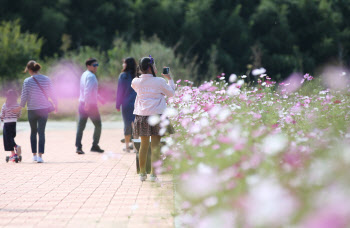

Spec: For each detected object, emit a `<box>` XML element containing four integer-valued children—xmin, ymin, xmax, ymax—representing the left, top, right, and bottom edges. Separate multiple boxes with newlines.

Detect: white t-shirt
<box><xmin>131</xmin><ymin>74</ymin><xmax>175</xmax><ymax>116</ymax></box>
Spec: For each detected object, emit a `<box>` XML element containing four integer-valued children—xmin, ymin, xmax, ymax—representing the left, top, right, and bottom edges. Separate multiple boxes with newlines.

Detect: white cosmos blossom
<box><xmin>218</xmin><ymin>108</ymin><xmax>231</xmax><ymax>122</ymax></box>
<box><xmin>245</xmin><ymin>178</ymin><xmax>297</xmax><ymax>227</ymax></box>
<box><xmin>227</xmin><ymin>85</ymin><xmax>240</xmax><ymax>96</ymax></box>
<box><xmin>204</xmin><ymin>196</ymin><xmax>218</xmax><ymax>207</ymax></box>
<box><xmin>200</xmin><ymin>117</ymin><xmax>209</xmax><ymax>127</ymax></box>
<box><xmin>252</xmin><ymin>68</ymin><xmax>266</xmax><ymax>76</ymax></box>
<box><xmin>229</xmin><ymin>74</ymin><xmax>237</xmax><ymax>83</ymax></box>
<box><xmin>237</xmin><ymin>80</ymin><xmax>244</xmax><ymax>86</ymax></box>
<box><xmin>161</xmin><ymin>145</ymin><xmax>169</xmax><ymax>154</ymax></box>
<box><xmin>163</xmin><ymin>107</ymin><xmax>178</xmax><ymax>117</ymax></box>
<box><xmin>190</xmin><ymin>123</ymin><xmax>201</xmax><ymax>133</ymax></box>
<box><xmin>198</xmin><ymin>210</ymin><xmax>236</xmax><ymax>228</ymax></box>
<box><xmin>308</xmin><ymin>159</ymin><xmax>334</xmax><ymax>185</ymax></box>
<box><xmin>181</xmin><ymin>108</ymin><xmax>191</xmax><ymax>115</ymax></box>
<box><xmin>241</xmin><ymin>75</ymin><xmax>247</xmax><ymax>78</ymax></box>
<box><xmin>223</xmin><ymin>148</ymin><xmax>235</xmax><ymax>156</ymax></box>
<box><xmin>160</xmin><ymin>119</ymin><xmax>170</xmax><ymax>128</ymax></box>
<box><xmin>148</xmin><ymin>115</ymin><xmax>160</xmax><ymax>126</ymax></box>
<box><xmin>159</xmin><ymin>128</ymin><xmax>166</xmax><ymax>135</ymax></box>
<box><xmin>180</xmin><ymin>169</ymin><xmax>219</xmax><ymax>199</ymax></box>
<box><xmin>209</xmin><ymin>105</ymin><xmax>222</xmax><ymax>117</ymax></box>
<box><xmin>262</xmin><ymin>134</ymin><xmax>288</xmax><ymax>155</ymax></box>
<box><xmin>197</xmin><ymin>163</ymin><xmax>213</xmax><ymax>174</ymax></box>
<box><xmin>183</xmin><ymin>94</ymin><xmax>192</xmax><ymax>102</ymax></box>
<box><xmin>164</xmin><ymin>137</ymin><xmax>174</xmax><ymax>146</ymax></box>
<box><xmin>261</xmin><ymin>82</ymin><xmax>266</xmax><ymax>86</ymax></box>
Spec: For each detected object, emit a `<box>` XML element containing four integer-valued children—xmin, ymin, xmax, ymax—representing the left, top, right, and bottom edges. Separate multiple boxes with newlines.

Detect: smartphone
<box><xmin>163</xmin><ymin>67</ymin><xmax>170</xmax><ymax>74</ymax></box>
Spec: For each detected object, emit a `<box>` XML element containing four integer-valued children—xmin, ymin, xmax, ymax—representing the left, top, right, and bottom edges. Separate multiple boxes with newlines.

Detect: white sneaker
<box><xmin>140</xmin><ymin>173</ymin><xmax>147</xmax><ymax>182</ymax></box>
<box><xmin>150</xmin><ymin>174</ymin><xmax>158</xmax><ymax>182</ymax></box>
<box><xmin>33</xmin><ymin>155</ymin><xmax>37</xmax><ymax>162</ymax></box>
<box><xmin>37</xmin><ymin>157</ymin><xmax>44</xmax><ymax>163</ymax></box>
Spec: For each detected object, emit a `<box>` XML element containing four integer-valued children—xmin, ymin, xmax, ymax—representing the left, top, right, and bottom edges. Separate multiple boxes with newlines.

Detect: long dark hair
<box><xmin>122</xmin><ymin>57</ymin><xmax>137</xmax><ymax>79</ymax></box>
<box><xmin>6</xmin><ymin>89</ymin><xmax>18</xmax><ymax>106</ymax></box>
<box><xmin>137</xmin><ymin>57</ymin><xmax>156</xmax><ymax>77</ymax></box>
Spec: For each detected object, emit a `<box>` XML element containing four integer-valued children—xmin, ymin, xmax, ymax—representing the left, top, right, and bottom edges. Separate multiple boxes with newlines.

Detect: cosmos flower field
<box><xmin>157</xmin><ymin>69</ymin><xmax>350</xmax><ymax>227</ymax></box>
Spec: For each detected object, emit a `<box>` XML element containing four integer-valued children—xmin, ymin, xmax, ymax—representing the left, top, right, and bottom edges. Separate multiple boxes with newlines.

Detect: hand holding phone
<box><xmin>162</xmin><ymin>67</ymin><xmax>172</xmax><ymax>80</ymax></box>
<box><xmin>163</xmin><ymin>67</ymin><xmax>170</xmax><ymax>75</ymax></box>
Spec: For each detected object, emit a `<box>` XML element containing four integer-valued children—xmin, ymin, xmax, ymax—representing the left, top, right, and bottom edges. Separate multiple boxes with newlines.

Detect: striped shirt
<box><xmin>0</xmin><ymin>103</ymin><xmax>21</xmax><ymax>123</ymax></box>
<box><xmin>20</xmin><ymin>75</ymin><xmax>57</xmax><ymax>110</ymax></box>
<box><xmin>79</xmin><ymin>70</ymin><xmax>99</xmax><ymax>105</ymax></box>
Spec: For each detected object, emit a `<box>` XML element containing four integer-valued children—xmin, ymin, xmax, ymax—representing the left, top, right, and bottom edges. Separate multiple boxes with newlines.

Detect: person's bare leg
<box><xmin>131</xmin><ymin>122</ymin><xmax>139</xmax><ymax>153</ymax></box>
<box><xmin>150</xmin><ymin>135</ymin><xmax>161</xmax><ymax>175</ymax></box>
<box><xmin>139</xmin><ymin>136</ymin><xmax>150</xmax><ymax>174</ymax></box>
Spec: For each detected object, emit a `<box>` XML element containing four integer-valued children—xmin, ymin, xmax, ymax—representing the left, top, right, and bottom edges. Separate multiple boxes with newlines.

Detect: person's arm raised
<box><xmin>160</xmin><ymin>74</ymin><xmax>175</xmax><ymax>97</ymax></box>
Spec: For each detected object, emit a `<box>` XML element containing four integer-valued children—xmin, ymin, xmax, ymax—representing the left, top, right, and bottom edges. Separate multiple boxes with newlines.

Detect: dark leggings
<box><xmin>3</xmin><ymin>122</ymin><xmax>17</xmax><ymax>151</ymax></box>
<box><xmin>28</xmin><ymin>109</ymin><xmax>48</xmax><ymax>154</ymax></box>
<box><xmin>122</xmin><ymin>104</ymin><xmax>135</xmax><ymax>135</ymax></box>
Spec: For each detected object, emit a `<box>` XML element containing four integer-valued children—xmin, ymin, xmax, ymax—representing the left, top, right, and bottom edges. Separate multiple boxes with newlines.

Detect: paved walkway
<box><xmin>0</xmin><ymin>122</ymin><xmax>174</xmax><ymax>228</ymax></box>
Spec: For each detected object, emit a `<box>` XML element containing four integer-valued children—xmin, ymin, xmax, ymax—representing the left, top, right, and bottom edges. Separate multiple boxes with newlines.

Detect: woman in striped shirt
<box><xmin>14</xmin><ymin>60</ymin><xmax>58</xmax><ymax>163</ymax></box>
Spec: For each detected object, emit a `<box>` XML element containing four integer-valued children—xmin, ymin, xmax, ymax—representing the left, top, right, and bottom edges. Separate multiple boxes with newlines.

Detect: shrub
<box><xmin>0</xmin><ymin>20</ymin><xmax>43</xmax><ymax>82</ymax></box>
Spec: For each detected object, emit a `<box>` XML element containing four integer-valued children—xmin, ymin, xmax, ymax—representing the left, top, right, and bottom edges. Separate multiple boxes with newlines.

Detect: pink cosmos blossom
<box><xmin>253</xmin><ymin>113</ymin><xmax>262</xmax><ymax>119</ymax></box>
<box><xmin>304</xmin><ymin>73</ymin><xmax>314</xmax><ymax>81</ymax></box>
<box><xmin>302</xmin><ymin>204</ymin><xmax>350</xmax><ymax>228</ymax></box>
<box><xmin>153</xmin><ymin>160</ymin><xmax>163</xmax><ymax>168</ymax></box>
<box><xmin>285</xmin><ymin>115</ymin><xmax>294</xmax><ymax>124</ymax></box>
<box><xmin>283</xmin><ymin>152</ymin><xmax>303</xmax><ymax>168</ymax></box>
<box><xmin>207</xmin><ymin>86</ymin><xmax>218</xmax><ymax>92</ymax></box>
<box><xmin>218</xmin><ymin>136</ymin><xmax>232</xmax><ymax>144</ymax></box>
<box><xmin>212</xmin><ymin>144</ymin><xmax>220</xmax><ymax>150</ymax></box>
<box><xmin>234</xmin><ymin>142</ymin><xmax>246</xmax><ymax>151</ymax></box>
<box><xmin>226</xmin><ymin>181</ymin><xmax>236</xmax><ymax>190</ymax></box>
<box><xmin>239</xmin><ymin>94</ymin><xmax>247</xmax><ymax>100</ymax></box>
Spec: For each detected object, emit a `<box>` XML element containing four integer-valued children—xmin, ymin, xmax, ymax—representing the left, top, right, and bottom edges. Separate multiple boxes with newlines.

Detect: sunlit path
<box><xmin>0</xmin><ymin>122</ymin><xmax>174</xmax><ymax>228</ymax></box>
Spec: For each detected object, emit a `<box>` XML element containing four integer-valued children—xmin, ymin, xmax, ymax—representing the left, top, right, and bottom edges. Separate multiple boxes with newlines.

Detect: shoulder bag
<box><xmin>32</xmin><ymin>76</ymin><xmax>55</xmax><ymax>113</ymax></box>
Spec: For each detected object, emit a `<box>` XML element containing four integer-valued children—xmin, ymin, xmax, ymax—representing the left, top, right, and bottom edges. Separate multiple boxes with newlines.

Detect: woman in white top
<box><xmin>131</xmin><ymin>56</ymin><xmax>175</xmax><ymax>182</ymax></box>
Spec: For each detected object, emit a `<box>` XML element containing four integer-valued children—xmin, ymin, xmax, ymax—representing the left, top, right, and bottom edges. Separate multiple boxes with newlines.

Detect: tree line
<box><xmin>0</xmin><ymin>0</ymin><xmax>349</xmax><ymax>81</ymax></box>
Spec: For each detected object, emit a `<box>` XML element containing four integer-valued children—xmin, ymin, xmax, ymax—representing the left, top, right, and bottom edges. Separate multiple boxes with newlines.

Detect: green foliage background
<box><xmin>0</xmin><ymin>0</ymin><xmax>350</xmax><ymax>81</ymax></box>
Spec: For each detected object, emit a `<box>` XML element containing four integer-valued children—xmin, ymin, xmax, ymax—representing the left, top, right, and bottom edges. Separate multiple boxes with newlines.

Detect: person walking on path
<box><xmin>14</xmin><ymin>60</ymin><xmax>58</xmax><ymax>163</ymax></box>
<box><xmin>1</xmin><ymin>90</ymin><xmax>22</xmax><ymax>162</ymax></box>
<box><xmin>75</xmin><ymin>58</ymin><xmax>104</xmax><ymax>154</ymax></box>
<box><xmin>131</xmin><ymin>56</ymin><xmax>175</xmax><ymax>182</ymax></box>
<box><xmin>116</xmin><ymin>57</ymin><xmax>137</xmax><ymax>153</ymax></box>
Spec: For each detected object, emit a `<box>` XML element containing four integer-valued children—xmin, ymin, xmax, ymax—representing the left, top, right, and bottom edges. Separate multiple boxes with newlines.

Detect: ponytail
<box><xmin>149</xmin><ymin>64</ymin><xmax>156</xmax><ymax>77</ymax></box>
<box><xmin>139</xmin><ymin>56</ymin><xmax>156</xmax><ymax>77</ymax></box>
